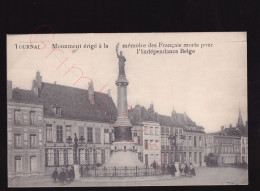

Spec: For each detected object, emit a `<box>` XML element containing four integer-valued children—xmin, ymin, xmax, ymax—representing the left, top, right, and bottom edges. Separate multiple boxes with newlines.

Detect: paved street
<box><xmin>9</xmin><ymin>167</ymin><xmax>248</xmax><ymax>187</ymax></box>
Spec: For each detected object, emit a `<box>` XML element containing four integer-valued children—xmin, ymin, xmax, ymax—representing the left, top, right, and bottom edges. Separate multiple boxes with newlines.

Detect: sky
<box><xmin>7</xmin><ymin>32</ymin><xmax>247</xmax><ymax>133</ymax></box>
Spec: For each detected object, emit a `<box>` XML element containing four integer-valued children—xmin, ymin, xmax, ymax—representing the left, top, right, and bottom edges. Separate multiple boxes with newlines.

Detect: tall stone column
<box><xmin>114</xmin><ymin>75</ymin><xmax>132</xmax><ymax>142</ymax></box>
<box><xmin>105</xmin><ymin>45</ymin><xmax>144</xmax><ymax>167</ymax></box>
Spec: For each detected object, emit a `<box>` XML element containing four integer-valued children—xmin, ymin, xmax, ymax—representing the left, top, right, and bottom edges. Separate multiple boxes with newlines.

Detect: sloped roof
<box><xmin>12</xmin><ymin>82</ymin><xmax>117</xmax><ymax>123</ymax></box>
<box><xmin>128</xmin><ymin>105</ymin><xmax>197</xmax><ymax>127</ymax></box>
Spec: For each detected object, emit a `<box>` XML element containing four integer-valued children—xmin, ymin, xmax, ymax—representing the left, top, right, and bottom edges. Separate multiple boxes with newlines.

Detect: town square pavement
<box><xmin>8</xmin><ymin>167</ymin><xmax>248</xmax><ymax>187</ymax></box>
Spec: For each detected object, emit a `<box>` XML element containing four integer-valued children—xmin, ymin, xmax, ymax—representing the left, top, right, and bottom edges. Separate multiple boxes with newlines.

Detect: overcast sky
<box><xmin>7</xmin><ymin>32</ymin><xmax>247</xmax><ymax>133</ymax></box>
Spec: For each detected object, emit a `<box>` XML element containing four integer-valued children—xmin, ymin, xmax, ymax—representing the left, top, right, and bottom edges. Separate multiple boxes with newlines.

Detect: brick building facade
<box><xmin>8</xmin><ymin>72</ymin><xmax>117</xmax><ymax>176</ymax></box>
<box><xmin>8</xmin><ymin>81</ymin><xmax>45</xmax><ymax>176</ymax></box>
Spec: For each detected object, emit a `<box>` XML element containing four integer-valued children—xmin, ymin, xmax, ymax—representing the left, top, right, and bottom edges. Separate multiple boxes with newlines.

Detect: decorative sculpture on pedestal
<box><xmin>105</xmin><ymin>44</ymin><xmax>144</xmax><ymax>167</ymax></box>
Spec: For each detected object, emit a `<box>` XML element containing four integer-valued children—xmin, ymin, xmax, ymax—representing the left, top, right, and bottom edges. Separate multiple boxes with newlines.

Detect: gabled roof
<box><xmin>128</xmin><ymin>105</ymin><xmax>197</xmax><ymax>128</ymax></box>
<box><xmin>12</xmin><ymin>82</ymin><xmax>117</xmax><ymax>123</ymax></box>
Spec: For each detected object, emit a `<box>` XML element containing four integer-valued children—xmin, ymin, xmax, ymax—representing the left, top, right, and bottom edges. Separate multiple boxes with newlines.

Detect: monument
<box><xmin>105</xmin><ymin>44</ymin><xmax>144</xmax><ymax>167</ymax></box>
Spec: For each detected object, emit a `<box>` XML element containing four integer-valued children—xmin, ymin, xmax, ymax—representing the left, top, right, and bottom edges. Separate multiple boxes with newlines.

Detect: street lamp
<box><xmin>168</xmin><ymin>131</ymin><xmax>184</xmax><ymax>163</ymax></box>
<box><xmin>74</xmin><ymin>133</ymin><xmax>78</xmax><ymax>165</ymax></box>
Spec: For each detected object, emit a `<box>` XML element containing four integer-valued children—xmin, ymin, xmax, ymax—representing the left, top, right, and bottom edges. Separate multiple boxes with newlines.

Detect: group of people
<box><xmin>179</xmin><ymin>162</ymin><xmax>196</xmax><ymax>177</ymax></box>
<box><xmin>51</xmin><ymin>166</ymin><xmax>75</xmax><ymax>184</ymax></box>
<box><xmin>160</xmin><ymin>162</ymin><xmax>196</xmax><ymax>177</ymax></box>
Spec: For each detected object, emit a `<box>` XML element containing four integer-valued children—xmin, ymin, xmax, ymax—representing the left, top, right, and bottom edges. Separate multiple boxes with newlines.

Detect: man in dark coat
<box><xmin>79</xmin><ymin>165</ymin><xmax>84</xmax><ymax>177</ymax></box>
<box><xmin>152</xmin><ymin>161</ymin><xmax>157</xmax><ymax>169</ymax></box>
<box><xmin>166</xmin><ymin>164</ymin><xmax>171</xmax><ymax>174</ymax></box>
<box><xmin>179</xmin><ymin>164</ymin><xmax>183</xmax><ymax>175</ymax></box>
<box><xmin>59</xmin><ymin>168</ymin><xmax>67</xmax><ymax>184</ymax></box>
<box><xmin>170</xmin><ymin>162</ymin><xmax>177</xmax><ymax>177</ymax></box>
<box><xmin>51</xmin><ymin>168</ymin><xmax>59</xmax><ymax>183</ymax></box>
<box><xmin>184</xmin><ymin>163</ymin><xmax>189</xmax><ymax>176</ymax></box>
<box><xmin>161</xmin><ymin>164</ymin><xmax>166</xmax><ymax>174</ymax></box>
<box><xmin>190</xmin><ymin>163</ymin><xmax>196</xmax><ymax>176</ymax></box>
<box><xmin>65</xmin><ymin>166</ymin><xmax>70</xmax><ymax>183</ymax></box>
<box><xmin>69</xmin><ymin>166</ymin><xmax>75</xmax><ymax>182</ymax></box>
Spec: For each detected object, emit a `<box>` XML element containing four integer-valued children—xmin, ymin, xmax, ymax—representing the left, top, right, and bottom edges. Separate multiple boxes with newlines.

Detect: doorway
<box><xmin>30</xmin><ymin>156</ymin><xmax>37</xmax><ymax>173</ymax></box>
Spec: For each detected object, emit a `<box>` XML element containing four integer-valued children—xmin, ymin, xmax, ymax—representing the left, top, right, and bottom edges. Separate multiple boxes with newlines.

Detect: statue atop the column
<box><xmin>116</xmin><ymin>43</ymin><xmax>126</xmax><ymax>76</ymax></box>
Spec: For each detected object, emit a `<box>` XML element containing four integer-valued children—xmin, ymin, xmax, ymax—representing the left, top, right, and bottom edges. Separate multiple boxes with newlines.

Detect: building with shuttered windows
<box><xmin>8</xmin><ymin>71</ymin><xmax>117</xmax><ymax>176</ymax></box>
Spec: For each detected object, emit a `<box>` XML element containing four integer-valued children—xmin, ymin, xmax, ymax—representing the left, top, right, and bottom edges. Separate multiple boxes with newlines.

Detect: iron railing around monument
<box><xmin>81</xmin><ymin>166</ymin><xmax>170</xmax><ymax>177</ymax></box>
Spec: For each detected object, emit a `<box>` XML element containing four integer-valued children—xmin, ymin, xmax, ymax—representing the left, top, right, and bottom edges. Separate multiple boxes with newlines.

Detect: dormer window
<box><xmin>55</xmin><ymin>107</ymin><xmax>61</xmax><ymax>116</ymax></box>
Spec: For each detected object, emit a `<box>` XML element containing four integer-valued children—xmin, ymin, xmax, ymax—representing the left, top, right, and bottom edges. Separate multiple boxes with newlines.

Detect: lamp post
<box><xmin>169</xmin><ymin>130</ymin><xmax>184</xmax><ymax>176</ymax></box>
<box><xmin>169</xmin><ymin>133</ymin><xmax>177</xmax><ymax>162</ymax></box>
<box><xmin>74</xmin><ymin>133</ymin><xmax>78</xmax><ymax>165</ymax></box>
<box><xmin>73</xmin><ymin>133</ymin><xmax>80</xmax><ymax>179</ymax></box>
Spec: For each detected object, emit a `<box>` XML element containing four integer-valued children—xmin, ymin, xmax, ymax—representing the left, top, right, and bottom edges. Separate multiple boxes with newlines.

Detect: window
<box><xmin>30</xmin><ymin>111</ymin><xmax>36</xmax><ymax>125</ymax></box>
<box><xmin>14</xmin><ymin>110</ymin><xmax>21</xmax><ymax>124</ymax></box>
<box><xmin>95</xmin><ymin>128</ymin><xmax>101</xmax><ymax>143</ymax></box>
<box><xmin>161</xmin><ymin>126</ymin><xmax>165</xmax><ymax>133</ymax></box>
<box><xmin>58</xmin><ymin>149</ymin><xmax>64</xmax><ymax>165</ymax></box>
<box><xmin>68</xmin><ymin>149</ymin><xmax>73</xmax><ymax>165</ymax></box>
<box><xmin>104</xmin><ymin>129</ymin><xmax>110</xmax><ymax>144</ymax></box>
<box><xmin>89</xmin><ymin>149</ymin><xmax>93</xmax><ymax>164</ymax></box>
<box><xmin>144</xmin><ymin>127</ymin><xmax>149</xmax><ymax>135</ymax></box>
<box><xmin>189</xmin><ymin>152</ymin><xmax>192</xmax><ymax>162</ymax></box>
<box><xmin>179</xmin><ymin>129</ymin><xmax>183</xmax><ymax>134</ymax></box>
<box><xmin>133</xmin><ymin>132</ymin><xmax>137</xmax><ymax>137</ymax></box>
<box><xmin>66</xmin><ymin>126</ymin><xmax>72</xmax><ymax>139</ymax></box>
<box><xmin>199</xmin><ymin>137</ymin><xmax>202</xmax><ymax>147</ymax></box>
<box><xmin>55</xmin><ymin>107</ymin><xmax>61</xmax><ymax>116</ymax></box>
<box><xmin>30</xmin><ymin>134</ymin><xmax>37</xmax><ymax>148</ymax></box>
<box><xmin>155</xmin><ymin>140</ymin><xmax>159</xmax><ymax>150</ymax></box>
<box><xmin>79</xmin><ymin>126</ymin><xmax>84</xmax><ymax>139</ymax></box>
<box><xmin>138</xmin><ymin>136</ymin><xmax>141</xmax><ymax>144</ymax></box>
<box><xmin>97</xmin><ymin>149</ymin><xmax>101</xmax><ymax>164</ymax></box>
<box><xmin>46</xmin><ymin>149</ymin><xmax>54</xmax><ymax>166</ymax></box>
<box><xmin>14</xmin><ymin>134</ymin><xmax>22</xmax><ymax>148</ymax></box>
<box><xmin>105</xmin><ymin>149</ymin><xmax>110</xmax><ymax>162</ymax></box>
<box><xmin>87</xmin><ymin>127</ymin><xmax>93</xmax><ymax>143</ymax></box>
<box><xmin>56</xmin><ymin>126</ymin><xmax>63</xmax><ymax>143</ymax></box>
<box><xmin>189</xmin><ymin>136</ymin><xmax>192</xmax><ymax>147</ymax></box>
<box><xmin>79</xmin><ymin>149</ymin><xmax>85</xmax><ymax>164</ymax></box>
<box><xmin>145</xmin><ymin>140</ymin><xmax>148</xmax><ymax>150</ymax></box>
<box><xmin>184</xmin><ymin>152</ymin><xmax>187</xmax><ymax>162</ymax></box>
<box><xmin>150</xmin><ymin>127</ymin><xmax>154</xmax><ymax>135</ymax></box>
<box><xmin>150</xmin><ymin>140</ymin><xmax>154</xmax><ymax>150</ymax></box>
<box><xmin>155</xmin><ymin>127</ymin><xmax>159</xmax><ymax>136</ymax></box>
<box><xmin>166</xmin><ymin>127</ymin><xmax>170</xmax><ymax>133</ymax></box>
<box><xmin>15</xmin><ymin>156</ymin><xmax>22</xmax><ymax>173</ymax></box>
<box><xmin>104</xmin><ymin>129</ymin><xmax>109</xmax><ymax>133</ymax></box>
<box><xmin>109</xmin><ymin>132</ymin><xmax>113</xmax><ymax>143</ymax></box>
<box><xmin>46</xmin><ymin>125</ymin><xmax>52</xmax><ymax>142</ymax></box>
<box><xmin>194</xmin><ymin>152</ymin><xmax>197</xmax><ymax>163</ymax></box>
<box><xmin>194</xmin><ymin>136</ymin><xmax>197</xmax><ymax>147</ymax></box>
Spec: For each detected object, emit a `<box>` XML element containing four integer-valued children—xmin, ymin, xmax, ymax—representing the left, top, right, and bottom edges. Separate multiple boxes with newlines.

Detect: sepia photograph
<box><xmin>7</xmin><ymin>32</ymin><xmax>247</xmax><ymax>187</ymax></box>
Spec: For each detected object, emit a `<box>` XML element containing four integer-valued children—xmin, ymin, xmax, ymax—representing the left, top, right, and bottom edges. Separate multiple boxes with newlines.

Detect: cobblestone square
<box><xmin>9</xmin><ymin>167</ymin><xmax>248</xmax><ymax>187</ymax></box>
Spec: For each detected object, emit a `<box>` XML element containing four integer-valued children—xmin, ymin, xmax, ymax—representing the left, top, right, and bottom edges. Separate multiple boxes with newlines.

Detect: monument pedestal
<box><xmin>105</xmin><ymin>142</ymin><xmax>144</xmax><ymax>167</ymax></box>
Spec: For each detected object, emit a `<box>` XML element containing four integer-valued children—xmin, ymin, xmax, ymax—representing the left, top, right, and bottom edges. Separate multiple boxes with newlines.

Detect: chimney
<box><xmin>32</xmin><ymin>71</ymin><xmax>42</xmax><ymax>97</ymax></box>
<box><xmin>88</xmin><ymin>80</ymin><xmax>95</xmax><ymax>104</ymax></box>
<box><xmin>7</xmin><ymin>80</ymin><xmax>12</xmax><ymax>99</ymax></box>
<box><xmin>148</xmin><ymin>103</ymin><xmax>154</xmax><ymax>114</ymax></box>
<box><xmin>221</xmin><ymin>126</ymin><xmax>225</xmax><ymax>131</ymax></box>
<box><xmin>107</xmin><ymin>89</ymin><xmax>111</xmax><ymax>97</ymax></box>
<box><xmin>184</xmin><ymin>112</ymin><xmax>187</xmax><ymax>122</ymax></box>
